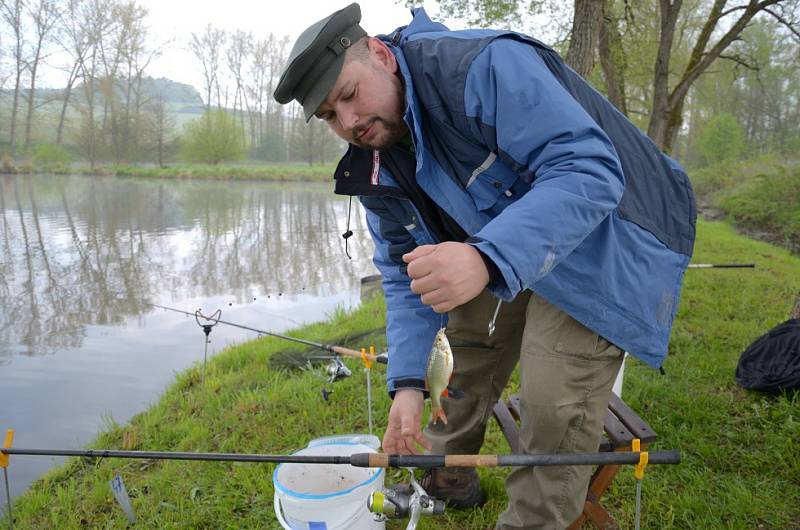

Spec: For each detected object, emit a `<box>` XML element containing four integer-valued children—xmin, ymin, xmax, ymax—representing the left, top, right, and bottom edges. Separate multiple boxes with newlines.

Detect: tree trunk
<box><xmin>25</xmin><ymin>49</ymin><xmax>43</xmax><ymax>149</ymax></box>
<box><xmin>597</xmin><ymin>0</ymin><xmax>627</xmax><ymax>115</ymax></box>
<box><xmin>647</xmin><ymin>0</ymin><xmax>682</xmax><ymax>151</ymax></box>
<box><xmin>57</xmin><ymin>64</ymin><xmax>79</xmax><ymax>146</ymax></box>
<box><xmin>2</xmin><ymin>0</ymin><xmax>24</xmax><ymax>156</ymax></box>
<box><xmin>10</xmin><ymin>68</ymin><xmax>22</xmax><ymax>156</ymax></box>
<box><xmin>565</xmin><ymin>0</ymin><xmax>602</xmax><ymax>78</ymax></box>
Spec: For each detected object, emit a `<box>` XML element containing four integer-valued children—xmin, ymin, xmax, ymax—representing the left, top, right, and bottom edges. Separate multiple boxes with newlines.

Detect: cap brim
<box><xmin>302</xmin><ymin>54</ymin><xmax>346</xmax><ymax>122</ymax></box>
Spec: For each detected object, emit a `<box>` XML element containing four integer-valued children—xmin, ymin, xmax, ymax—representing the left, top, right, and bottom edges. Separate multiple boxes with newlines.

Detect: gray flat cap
<box><xmin>274</xmin><ymin>3</ymin><xmax>367</xmax><ymax>121</ymax></box>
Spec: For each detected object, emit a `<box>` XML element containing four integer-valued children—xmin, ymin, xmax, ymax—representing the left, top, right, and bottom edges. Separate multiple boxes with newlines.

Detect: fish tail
<box><xmin>430</xmin><ymin>400</ymin><xmax>448</xmax><ymax>425</ymax></box>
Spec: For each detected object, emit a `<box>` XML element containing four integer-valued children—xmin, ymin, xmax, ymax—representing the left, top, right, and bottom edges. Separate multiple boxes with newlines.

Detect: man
<box><xmin>274</xmin><ymin>4</ymin><xmax>696</xmax><ymax>528</ymax></box>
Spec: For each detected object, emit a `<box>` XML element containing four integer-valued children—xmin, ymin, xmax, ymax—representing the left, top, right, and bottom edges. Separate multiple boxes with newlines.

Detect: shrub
<box><xmin>180</xmin><ymin>109</ymin><xmax>245</xmax><ymax>165</ymax></box>
<box><xmin>32</xmin><ymin>143</ymin><xmax>72</xmax><ymax>168</ymax></box>
<box><xmin>697</xmin><ymin>113</ymin><xmax>745</xmax><ymax>165</ymax></box>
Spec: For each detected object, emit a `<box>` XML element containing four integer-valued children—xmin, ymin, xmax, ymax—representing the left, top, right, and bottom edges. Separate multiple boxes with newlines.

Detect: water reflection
<box><xmin>0</xmin><ymin>174</ymin><xmax>376</xmax><ymax>360</ymax></box>
<box><xmin>0</xmin><ymin>174</ymin><xmax>379</xmax><ymax>503</ymax></box>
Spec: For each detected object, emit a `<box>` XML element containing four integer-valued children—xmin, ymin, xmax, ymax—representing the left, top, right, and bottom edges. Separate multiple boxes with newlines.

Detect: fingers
<box><xmin>409</xmin><ymin>274</ymin><xmax>440</xmax><ymax>297</ymax></box>
<box><xmin>406</xmin><ymin>256</ymin><xmax>434</xmax><ymax>281</ymax></box>
<box><xmin>383</xmin><ymin>390</ymin><xmax>429</xmax><ymax>455</ymax></box>
<box><xmin>383</xmin><ymin>427</ymin><xmax>425</xmax><ymax>455</ymax></box>
<box><xmin>402</xmin><ymin>244</ymin><xmax>436</xmax><ymax>264</ymax></box>
<box><xmin>415</xmin><ymin>430</ymin><xmax>433</xmax><ymax>452</ymax></box>
<box><xmin>420</xmin><ymin>289</ymin><xmax>452</xmax><ymax>312</ymax></box>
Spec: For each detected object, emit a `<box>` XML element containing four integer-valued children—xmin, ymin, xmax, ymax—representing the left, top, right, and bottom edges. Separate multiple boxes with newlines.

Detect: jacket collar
<box><xmin>333</xmin><ymin>144</ymin><xmax>406</xmax><ymax>198</ymax></box>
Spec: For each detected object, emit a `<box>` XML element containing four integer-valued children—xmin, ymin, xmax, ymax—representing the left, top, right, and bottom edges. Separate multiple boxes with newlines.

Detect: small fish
<box><xmin>426</xmin><ymin>327</ymin><xmax>454</xmax><ymax>425</ymax></box>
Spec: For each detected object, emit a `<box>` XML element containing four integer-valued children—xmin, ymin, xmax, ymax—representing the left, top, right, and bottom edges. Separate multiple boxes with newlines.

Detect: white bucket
<box><xmin>273</xmin><ymin>442</ymin><xmax>385</xmax><ymax>530</ymax></box>
<box><xmin>306</xmin><ymin>434</ymin><xmax>381</xmax><ymax>451</ymax></box>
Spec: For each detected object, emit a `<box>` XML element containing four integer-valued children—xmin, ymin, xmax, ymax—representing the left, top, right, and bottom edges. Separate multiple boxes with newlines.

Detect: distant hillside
<box><xmin>24</xmin><ymin>76</ymin><xmax>205</xmax><ymax>106</ymax></box>
<box><xmin>141</xmin><ymin>77</ymin><xmax>203</xmax><ymax>105</ymax></box>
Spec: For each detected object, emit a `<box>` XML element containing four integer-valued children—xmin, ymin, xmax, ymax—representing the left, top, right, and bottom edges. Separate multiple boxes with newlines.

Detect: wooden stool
<box><xmin>492</xmin><ymin>392</ymin><xmax>657</xmax><ymax>529</ymax></box>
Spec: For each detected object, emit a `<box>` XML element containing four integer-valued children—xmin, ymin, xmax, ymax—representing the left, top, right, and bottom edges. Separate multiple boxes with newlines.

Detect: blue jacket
<box><xmin>333</xmin><ymin>8</ymin><xmax>696</xmax><ymax>395</ymax></box>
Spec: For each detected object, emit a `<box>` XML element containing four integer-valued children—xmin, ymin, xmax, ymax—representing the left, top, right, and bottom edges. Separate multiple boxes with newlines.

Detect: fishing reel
<box><xmin>368</xmin><ymin>469</ymin><xmax>445</xmax><ymax>529</ymax></box>
<box><xmin>321</xmin><ymin>356</ymin><xmax>352</xmax><ymax>401</ymax></box>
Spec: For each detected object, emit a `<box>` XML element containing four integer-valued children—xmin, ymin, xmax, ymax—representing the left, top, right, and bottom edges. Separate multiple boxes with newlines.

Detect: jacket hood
<box><xmin>381</xmin><ymin>7</ymin><xmax>449</xmax><ymax>45</ymax></box>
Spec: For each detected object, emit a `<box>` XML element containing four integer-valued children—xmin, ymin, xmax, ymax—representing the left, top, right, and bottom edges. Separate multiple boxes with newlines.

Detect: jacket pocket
<box><xmin>553</xmin><ymin>312</ymin><xmax>622</xmax><ymax>361</ymax></box>
<box><xmin>465</xmin><ymin>153</ymin><xmax>521</xmax><ymax>211</ymax></box>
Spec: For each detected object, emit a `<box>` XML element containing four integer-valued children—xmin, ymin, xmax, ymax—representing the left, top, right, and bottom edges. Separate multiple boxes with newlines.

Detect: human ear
<box><xmin>368</xmin><ymin>38</ymin><xmax>398</xmax><ymax>74</ymax></box>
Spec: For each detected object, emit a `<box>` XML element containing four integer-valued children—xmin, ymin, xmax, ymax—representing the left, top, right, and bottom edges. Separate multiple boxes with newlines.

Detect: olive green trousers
<box><xmin>424</xmin><ymin>289</ymin><xmax>624</xmax><ymax>529</ymax></box>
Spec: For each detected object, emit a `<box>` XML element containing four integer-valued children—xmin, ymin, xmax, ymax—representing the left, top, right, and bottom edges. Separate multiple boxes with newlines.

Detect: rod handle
<box><xmin>331</xmin><ymin>345</ymin><xmax>379</xmax><ymax>363</ymax></box>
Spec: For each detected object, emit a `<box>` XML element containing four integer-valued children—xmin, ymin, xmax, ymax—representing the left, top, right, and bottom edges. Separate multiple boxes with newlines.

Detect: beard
<box><xmin>351</xmin><ymin>116</ymin><xmax>407</xmax><ymax>150</ymax></box>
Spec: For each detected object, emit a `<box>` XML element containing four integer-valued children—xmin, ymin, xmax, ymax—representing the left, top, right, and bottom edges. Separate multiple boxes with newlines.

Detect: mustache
<box><xmin>352</xmin><ymin>119</ymin><xmax>377</xmax><ymax>139</ymax></box>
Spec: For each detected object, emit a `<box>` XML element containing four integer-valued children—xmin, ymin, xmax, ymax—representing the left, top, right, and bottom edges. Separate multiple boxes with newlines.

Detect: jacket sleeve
<box><xmin>463</xmin><ymin>37</ymin><xmax>625</xmax><ymax>300</ymax></box>
<box><xmin>361</xmin><ymin>198</ymin><xmax>441</xmax><ymax>395</ymax></box>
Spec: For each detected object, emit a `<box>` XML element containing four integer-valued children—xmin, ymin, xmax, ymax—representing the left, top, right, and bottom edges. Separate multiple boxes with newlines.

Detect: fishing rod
<box><xmin>688</xmin><ymin>263</ymin><xmax>755</xmax><ymax>268</ymax></box>
<box><xmin>0</xmin><ymin>446</ymin><xmax>680</xmax><ymax>468</ymax></box>
<box><xmin>148</xmin><ymin>302</ymin><xmax>387</xmax><ymax>365</ymax></box>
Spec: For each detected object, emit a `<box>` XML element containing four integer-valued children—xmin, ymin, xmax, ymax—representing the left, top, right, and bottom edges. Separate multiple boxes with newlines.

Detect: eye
<box><xmin>343</xmin><ymin>85</ymin><xmax>357</xmax><ymax>101</ymax></box>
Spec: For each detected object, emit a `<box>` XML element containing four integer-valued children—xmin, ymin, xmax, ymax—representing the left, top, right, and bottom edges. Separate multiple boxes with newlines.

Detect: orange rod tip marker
<box><xmin>1</xmin><ymin>429</ymin><xmax>14</xmax><ymax>468</ymax></box>
<box><xmin>632</xmin><ymin>438</ymin><xmax>649</xmax><ymax>480</ymax></box>
<box><xmin>361</xmin><ymin>347</ymin><xmax>373</xmax><ymax>369</ymax></box>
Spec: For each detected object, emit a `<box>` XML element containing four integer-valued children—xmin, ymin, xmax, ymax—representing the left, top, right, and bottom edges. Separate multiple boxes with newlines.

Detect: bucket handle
<box><xmin>274</xmin><ymin>492</ymin><xmax>376</xmax><ymax>530</ymax></box>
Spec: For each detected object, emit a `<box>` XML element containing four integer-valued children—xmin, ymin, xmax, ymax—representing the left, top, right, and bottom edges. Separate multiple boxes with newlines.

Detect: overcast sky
<box><xmin>134</xmin><ymin>0</ymin><xmax>459</xmax><ymax>92</ymax></box>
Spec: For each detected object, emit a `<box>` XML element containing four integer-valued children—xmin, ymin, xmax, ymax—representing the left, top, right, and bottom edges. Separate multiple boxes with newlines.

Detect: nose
<box><xmin>337</xmin><ymin>105</ymin><xmax>359</xmax><ymax>132</ymax></box>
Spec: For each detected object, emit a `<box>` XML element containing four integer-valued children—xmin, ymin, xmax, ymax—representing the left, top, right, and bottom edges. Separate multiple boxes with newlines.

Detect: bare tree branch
<box><xmin>762</xmin><ymin>6</ymin><xmax>800</xmax><ymax>39</ymax></box>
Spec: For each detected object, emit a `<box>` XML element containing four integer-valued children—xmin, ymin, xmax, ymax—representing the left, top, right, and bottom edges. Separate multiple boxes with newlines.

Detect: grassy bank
<box><xmin>691</xmin><ymin>157</ymin><xmax>800</xmax><ymax>249</ymax></box>
<box><xmin>9</xmin><ymin>219</ymin><xmax>800</xmax><ymax>529</ymax></box>
<box><xmin>3</xmin><ymin>162</ymin><xmax>337</xmax><ymax>182</ymax></box>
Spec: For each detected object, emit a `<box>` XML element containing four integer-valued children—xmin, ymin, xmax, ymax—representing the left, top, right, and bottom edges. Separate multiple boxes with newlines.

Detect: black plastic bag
<box><xmin>735</xmin><ymin>319</ymin><xmax>800</xmax><ymax>394</ymax></box>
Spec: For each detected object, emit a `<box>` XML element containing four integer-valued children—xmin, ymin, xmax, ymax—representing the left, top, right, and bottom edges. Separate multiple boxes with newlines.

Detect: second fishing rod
<box><xmin>148</xmin><ymin>302</ymin><xmax>388</xmax><ymax>365</ymax></box>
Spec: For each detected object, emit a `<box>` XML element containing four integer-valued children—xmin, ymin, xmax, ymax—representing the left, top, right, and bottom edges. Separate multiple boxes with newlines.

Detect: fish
<box><xmin>426</xmin><ymin>327</ymin><xmax>454</xmax><ymax>425</ymax></box>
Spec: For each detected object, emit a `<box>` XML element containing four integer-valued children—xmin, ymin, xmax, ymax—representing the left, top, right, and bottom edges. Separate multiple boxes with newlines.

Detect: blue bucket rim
<box><xmin>273</xmin><ymin>441</ymin><xmax>384</xmax><ymax>500</ymax></box>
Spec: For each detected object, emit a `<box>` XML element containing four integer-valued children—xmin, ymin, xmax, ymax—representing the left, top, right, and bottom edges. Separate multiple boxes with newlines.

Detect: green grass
<box><xmin>6</xmin><ymin>162</ymin><xmax>337</xmax><ymax>182</ymax></box>
<box><xmin>691</xmin><ymin>157</ymin><xmax>800</xmax><ymax>248</ymax></box>
<box><xmin>8</xmin><ymin>220</ymin><xmax>800</xmax><ymax>529</ymax></box>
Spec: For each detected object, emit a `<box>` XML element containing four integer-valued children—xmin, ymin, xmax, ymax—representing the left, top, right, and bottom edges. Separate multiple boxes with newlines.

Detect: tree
<box><xmin>180</xmin><ymin>109</ymin><xmax>244</xmax><ymax>165</ymax></box>
<box><xmin>54</xmin><ymin>0</ymin><xmax>92</xmax><ymax>147</ymax></box>
<box><xmin>426</xmin><ymin>0</ymin><xmax>800</xmax><ymax>153</ymax></box>
<box><xmin>226</xmin><ymin>29</ymin><xmax>252</xmax><ymax>149</ymax></box>
<box><xmin>647</xmin><ymin>0</ymin><xmax>800</xmax><ymax>152</ymax></box>
<box><xmin>73</xmin><ymin>0</ymin><xmax>115</xmax><ymax>167</ymax></box>
<box><xmin>291</xmin><ymin>109</ymin><xmax>344</xmax><ymax>166</ymax></box>
<box><xmin>23</xmin><ymin>0</ymin><xmax>60</xmax><ymax>150</ymax></box>
<box><xmin>189</xmin><ymin>24</ymin><xmax>226</xmax><ymax>110</ymax></box>
<box><xmin>1</xmin><ymin>0</ymin><xmax>25</xmax><ymax>155</ymax></box>
<box><xmin>143</xmin><ymin>94</ymin><xmax>174</xmax><ymax>167</ymax></box>
<box><xmin>697</xmin><ymin>113</ymin><xmax>745</xmax><ymax>164</ymax></box>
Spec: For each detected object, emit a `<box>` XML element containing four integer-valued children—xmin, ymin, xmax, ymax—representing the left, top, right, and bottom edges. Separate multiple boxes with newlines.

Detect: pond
<box><xmin>0</xmin><ymin>173</ymin><xmax>377</xmax><ymax>503</ymax></box>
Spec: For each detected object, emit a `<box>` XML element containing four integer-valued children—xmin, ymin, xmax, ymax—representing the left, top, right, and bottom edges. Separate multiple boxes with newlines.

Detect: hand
<box><xmin>403</xmin><ymin>242</ymin><xmax>490</xmax><ymax>313</ymax></box>
<box><xmin>382</xmin><ymin>389</ymin><xmax>432</xmax><ymax>455</ymax></box>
